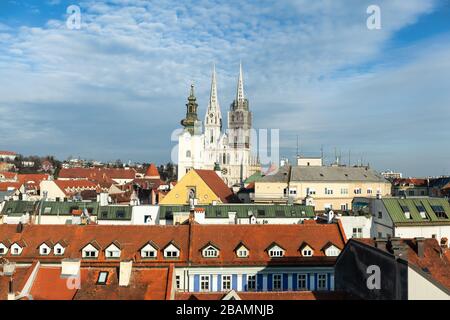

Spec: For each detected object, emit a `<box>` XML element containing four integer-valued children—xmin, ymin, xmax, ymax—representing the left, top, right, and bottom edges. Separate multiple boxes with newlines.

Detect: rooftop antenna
<box><xmin>320</xmin><ymin>145</ymin><xmax>324</xmax><ymax>162</ymax></box>
<box><xmin>348</xmin><ymin>150</ymin><xmax>351</xmax><ymax>167</ymax></box>
<box><xmin>296</xmin><ymin>135</ymin><xmax>299</xmax><ymax>157</ymax></box>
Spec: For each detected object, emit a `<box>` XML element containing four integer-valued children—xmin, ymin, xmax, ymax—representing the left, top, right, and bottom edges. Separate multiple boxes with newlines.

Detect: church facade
<box><xmin>177</xmin><ymin>64</ymin><xmax>260</xmax><ymax>187</ymax></box>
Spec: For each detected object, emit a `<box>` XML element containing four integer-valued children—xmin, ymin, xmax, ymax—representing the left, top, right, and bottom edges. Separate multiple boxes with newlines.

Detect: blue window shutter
<box><xmin>267</xmin><ymin>274</ymin><xmax>273</xmax><ymax>291</ymax></box>
<box><xmin>232</xmin><ymin>274</ymin><xmax>238</xmax><ymax>290</ymax></box>
<box><xmin>307</xmin><ymin>273</ymin><xmax>310</xmax><ymax>290</ymax></box>
<box><xmin>328</xmin><ymin>273</ymin><xmax>331</xmax><ymax>290</ymax></box>
<box><xmin>283</xmin><ymin>273</ymin><xmax>289</xmax><ymax>291</ymax></box>
<box><xmin>257</xmin><ymin>274</ymin><xmax>263</xmax><ymax>291</ymax></box>
<box><xmin>218</xmin><ymin>274</ymin><xmax>222</xmax><ymax>291</ymax></box>
<box><xmin>242</xmin><ymin>274</ymin><xmax>247</xmax><ymax>291</ymax></box>
<box><xmin>293</xmin><ymin>273</ymin><xmax>298</xmax><ymax>291</ymax></box>
<box><xmin>315</xmin><ymin>273</ymin><xmax>318</xmax><ymax>290</ymax></box>
<box><xmin>194</xmin><ymin>275</ymin><xmax>199</xmax><ymax>292</ymax></box>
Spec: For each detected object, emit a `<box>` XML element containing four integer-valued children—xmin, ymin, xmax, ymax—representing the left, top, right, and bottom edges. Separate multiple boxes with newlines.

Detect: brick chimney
<box><xmin>389</xmin><ymin>237</ymin><xmax>407</xmax><ymax>259</ymax></box>
<box><xmin>415</xmin><ymin>237</ymin><xmax>425</xmax><ymax>258</ymax></box>
<box><xmin>374</xmin><ymin>238</ymin><xmax>387</xmax><ymax>250</ymax></box>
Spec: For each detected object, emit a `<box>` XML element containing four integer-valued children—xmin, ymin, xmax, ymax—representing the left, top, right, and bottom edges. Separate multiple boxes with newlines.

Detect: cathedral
<box><xmin>177</xmin><ymin>64</ymin><xmax>260</xmax><ymax>187</ymax></box>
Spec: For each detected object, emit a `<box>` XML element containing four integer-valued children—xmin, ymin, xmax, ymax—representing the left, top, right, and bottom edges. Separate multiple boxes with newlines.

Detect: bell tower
<box><xmin>181</xmin><ymin>84</ymin><xmax>200</xmax><ymax>135</ymax></box>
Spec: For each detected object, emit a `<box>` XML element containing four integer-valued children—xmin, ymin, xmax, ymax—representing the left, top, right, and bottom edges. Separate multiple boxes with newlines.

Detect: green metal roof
<box><xmin>39</xmin><ymin>201</ymin><xmax>99</xmax><ymax>216</ymax></box>
<box><xmin>159</xmin><ymin>204</ymin><xmax>315</xmax><ymax>219</ymax></box>
<box><xmin>1</xmin><ymin>200</ymin><xmax>36</xmax><ymax>217</ymax></box>
<box><xmin>382</xmin><ymin>197</ymin><xmax>450</xmax><ymax>225</ymax></box>
<box><xmin>97</xmin><ymin>205</ymin><xmax>132</xmax><ymax>220</ymax></box>
<box><xmin>244</xmin><ymin>171</ymin><xmax>263</xmax><ymax>184</ymax></box>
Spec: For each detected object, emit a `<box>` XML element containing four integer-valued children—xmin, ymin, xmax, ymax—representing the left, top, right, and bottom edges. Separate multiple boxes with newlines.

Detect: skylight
<box><xmin>431</xmin><ymin>205</ymin><xmax>448</xmax><ymax>219</ymax></box>
<box><xmin>97</xmin><ymin>271</ymin><xmax>109</xmax><ymax>285</ymax></box>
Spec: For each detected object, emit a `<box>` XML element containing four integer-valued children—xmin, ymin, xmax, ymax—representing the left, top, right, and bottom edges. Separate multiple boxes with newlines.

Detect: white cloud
<box><xmin>0</xmin><ymin>0</ymin><xmax>446</xmax><ymax>174</ymax></box>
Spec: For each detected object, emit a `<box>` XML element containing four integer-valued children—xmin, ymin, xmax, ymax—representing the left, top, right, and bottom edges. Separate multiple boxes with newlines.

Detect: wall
<box><xmin>40</xmin><ymin>181</ymin><xmax>66</xmax><ymax>201</ymax></box>
<box><xmin>131</xmin><ymin>205</ymin><xmax>159</xmax><ymax>225</ymax></box>
<box><xmin>407</xmin><ymin>266</ymin><xmax>449</xmax><ymax>300</ymax></box>
<box><xmin>338</xmin><ymin>215</ymin><xmax>372</xmax><ymax>239</ymax></box>
<box><xmin>370</xmin><ymin>199</ymin><xmax>395</xmax><ymax>238</ymax></box>
<box><xmin>395</xmin><ymin>225</ymin><xmax>450</xmax><ymax>244</ymax></box>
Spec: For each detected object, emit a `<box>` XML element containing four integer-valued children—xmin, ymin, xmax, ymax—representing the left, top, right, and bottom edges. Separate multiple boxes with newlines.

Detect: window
<box><xmin>0</xmin><ymin>248</ymin><xmax>5</xmax><ymax>255</ymax></box>
<box><xmin>318</xmin><ymin>274</ymin><xmax>327</xmax><ymax>290</ymax></box>
<box><xmin>203</xmin><ymin>246</ymin><xmax>219</xmax><ymax>258</ymax></box>
<box><xmin>176</xmin><ymin>275</ymin><xmax>181</xmax><ymax>290</ymax></box>
<box><xmin>166</xmin><ymin>250</ymin><xmax>178</xmax><ymax>258</ymax></box>
<box><xmin>222</xmin><ymin>275</ymin><xmax>231</xmax><ymax>291</ymax></box>
<box><xmin>297</xmin><ymin>274</ymin><xmax>307</xmax><ymax>290</ymax></box>
<box><xmin>101</xmin><ymin>211</ymin><xmax>108</xmax><ymax>219</ymax></box>
<box><xmin>247</xmin><ymin>275</ymin><xmax>256</xmax><ymax>291</ymax></box>
<box><xmin>431</xmin><ymin>205</ymin><xmax>448</xmax><ymax>219</ymax></box>
<box><xmin>408</xmin><ymin>190</ymin><xmax>414</xmax><ymax>196</ymax></box>
<box><xmin>97</xmin><ymin>271</ymin><xmax>109</xmax><ymax>285</ymax></box>
<box><xmin>41</xmin><ymin>247</ymin><xmax>49</xmax><ymax>255</ymax></box>
<box><xmin>326</xmin><ymin>246</ymin><xmax>340</xmax><ymax>257</ymax></box>
<box><xmin>340</xmin><ymin>188</ymin><xmax>348</xmax><ymax>195</ymax></box>
<box><xmin>237</xmin><ymin>248</ymin><xmax>248</xmax><ymax>258</ymax></box>
<box><xmin>302</xmin><ymin>248</ymin><xmax>313</xmax><ymax>257</ymax></box>
<box><xmin>257</xmin><ymin>209</ymin><xmax>266</xmax><ymax>216</ymax></box>
<box><xmin>352</xmin><ymin>227</ymin><xmax>363</xmax><ymax>238</ymax></box>
<box><xmin>116</xmin><ymin>210</ymin><xmax>125</xmax><ymax>219</ymax></box>
<box><xmin>143</xmin><ymin>250</ymin><xmax>156</xmax><ymax>258</ymax></box>
<box><xmin>44</xmin><ymin>207</ymin><xmax>52</xmax><ymax>214</ymax></box>
<box><xmin>106</xmin><ymin>250</ymin><xmax>120</xmax><ymax>258</ymax></box>
<box><xmin>400</xmin><ymin>205</ymin><xmax>411</xmax><ymax>219</ymax></box>
<box><xmin>354</xmin><ymin>188</ymin><xmax>362</xmax><ymax>195</ymax></box>
<box><xmin>341</xmin><ymin>204</ymin><xmax>348</xmax><ymax>211</ymax></box>
<box><xmin>84</xmin><ymin>250</ymin><xmax>97</xmax><ymax>258</ymax></box>
<box><xmin>378</xmin><ymin>211</ymin><xmax>382</xmax><ymax>219</ymax></box>
<box><xmin>268</xmin><ymin>247</ymin><xmax>284</xmax><ymax>257</ymax></box>
<box><xmin>200</xmin><ymin>275</ymin><xmax>210</xmax><ymax>292</ymax></box>
<box><xmin>325</xmin><ymin>188</ymin><xmax>333</xmax><ymax>195</ymax></box>
<box><xmin>307</xmin><ymin>188</ymin><xmax>316</xmax><ymax>195</ymax></box>
<box><xmin>273</xmin><ymin>274</ymin><xmax>282</xmax><ymax>291</ymax></box>
<box><xmin>289</xmin><ymin>188</ymin><xmax>297</xmax><ymax>195</ymax></box>
<box><xmin>186</xmin><ymin>150</ymin><xmax>191</xmax><ymax>158</ymax></box>
<box><xmin>55</xmin><ymin>247</ymin><xmax>63</xmax><ymax>255</ymax></box>
<box><xmin>367</xmin><ymin>189</ymin><xmax>373</xmax><ymax>194</ymax></box>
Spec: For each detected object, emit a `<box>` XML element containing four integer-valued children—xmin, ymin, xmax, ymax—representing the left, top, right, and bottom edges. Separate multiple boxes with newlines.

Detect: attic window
<box><xmin>116</xmin><ymin>210</ymin><xmax>125</xmax><ymax>219</ymax></box>
<box><xmin>431</xmin><ymin>205</ymin><xmax>448</xmax><ymax>219</ymax></box>
<box><xmin>97</xmin><ymin>271</ymin><xmax>109</xmax><ymax>285</ymax></box>
<box><xmin>400</xmin><ymin>205</ymin><xmax>411</xmax><ymax>219</ymax></box>
<box><xmin>268</xmin><ymin>246</ymin><xmax>284</xmax><ymax>258</ymax></box>
<box><xmin>416</xmin><ymin>204</ymin><xmax>427</xmax><ymax>219</ymax></box>
<box><xmin>101</xmin><ymin>211</ymin><xmax>108</xmax><ymax>219</ymax></box>
<box><xmin>203</xmin><ymin>246</ymin><xmax>219</xmax><ymax>258</ymax></box>
<box><xmin>44</xmin><ymin>207</ymin><xmax>52</xmax><ymax>214</ymax></box>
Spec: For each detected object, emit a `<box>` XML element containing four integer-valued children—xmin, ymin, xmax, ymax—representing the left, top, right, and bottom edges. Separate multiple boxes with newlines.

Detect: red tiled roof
<box><xmin>356</xmin><ymin>238</ymin><xmax>450</xmax><ymax>291</ymax></box>
<box><xmin>59</xmin><ymin>168</ymin><xmax>136</xmax><ymax>181</ymax></box>
<box><xmin>0</xmin><ymin>151</ymin><xmax>17</xmax><ymax>156</ymax></box>
<box><xmin>195</xmin><ymin>170</ymin><xmax>238</xmax><ymax>203</ymax></box>
<box><xmin>0</xmin><ymin>222</ymin><xmax>345</xmax><ymax>267</ymax></box>
<box><xmin>0</xmin><ymin>181</ymin><xmax>22</xmax><ymax>191</ymax></box>
<box><xmin>393</xmin><ymin>178</ymin><xmax>428</xmax><ymax>186</ymax></box>
<box><xmin>145</xmin><ymin>164</ymin><xmax>160</xmax><ymax>178</ymax></box>
<box><xmin>188</xmin><ymin>222</ymin><xmax>346</xmax><ymax>266</ymax></box>
<box><xmin>18</xmin><ymin>174</ymin><xmax>50</xmax><ymax>184</ymax></box>
<box><xmin>0</xmin><ymin>172</ymin><xmax>17</xmax><ymax>180</ymax></box>
<box><xmin>54</xmin><ymin>180</ymin><xmax>98</xmax><ymax>196</ymax></box>
<box><xmin>30</xmin><ymin>267</ymin><xmax>80</xmax><ymax>300</ymax></box>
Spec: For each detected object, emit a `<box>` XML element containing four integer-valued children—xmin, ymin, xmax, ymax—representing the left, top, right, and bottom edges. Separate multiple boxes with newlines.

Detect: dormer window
<box><xmin>54</xmin><ymin>242</ymin><xmax>66</xmax><ymax>256</ymax></box>
<box><xmin>39</xmin><ymin>243</ymin><xmax>52</xmax><ymax>256</ymax></box>
<box><xmin>164</xmin><ymin>242</ymin><xmax>180</xmax><ymax>258</ymax></box>
<box><xmin>400</xmin><ymin>205</ymin><xmax>411</xmax><ymax>219</ymax></box>
<box><xmin>10</xmin><ymin>243</ymin><xmax>24</xmax><ymax>256</ymax></box>
<box><xmin>82</xmin><ymin>242</ymin><xmax>100</xmax><ymax>259</ymax></box>
<box><xmin>0</xmin><ymin>243</ymin><xmax>8</xmax><ymax>255</ymax></box>
<box><xmin>300</xmin><ymin>243</ymin><xmax>314</xmax><ymax>257</ymax></box>
<box><xmin>202</xmin><ymin>244</ymin><xmax>219</xmax><ymax>258</ymax></box>
<box><xmin>267</xmin><ymin>244</ymin><xmax>285</xmax><ymax>258</ymax></box>
<box><xmin>141</xmin><ymin>241</ymin><xmax>159</xmax><ymax>259</ymax></box>
<box><xmin>105</xmin><ymin>242</ymin><xmax>121</xmax><ymax>259</ymax></box>
<box><xmin>324</xmin><ymin>245</ymin><xmax>341</xmax><ymax>257</ymax></box>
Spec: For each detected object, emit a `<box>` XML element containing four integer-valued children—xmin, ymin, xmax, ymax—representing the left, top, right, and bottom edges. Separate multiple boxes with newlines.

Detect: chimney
<box><xmin>389</xmin><ymin>237</ymin><xmax>407</xmax><ymax>259</ymax></box>
<box><xmin>16</xmin><ymin>222</ymin><xmax>23</xmax><ymax>233</ymax></box>
<box><xmin>119</xmin><ymin>260</ymin><xmax>133</xmax><ymax>287</ymax></box>
<box><xmin>415</xmin><ymin>237</ymin><xmax>425</xmax><ymax>258</ymax></box>
<box><xmin>440</xmin><ymin>237</ymin><xmax>449</xmax><ymax>249</ymax></box>
<box><xmin>375</xmin><ymin>238</ymin><xmax>387</xmax><ymax>250</ymax></box>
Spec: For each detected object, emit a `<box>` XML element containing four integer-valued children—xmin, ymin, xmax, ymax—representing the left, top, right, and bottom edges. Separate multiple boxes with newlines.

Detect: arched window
<box><xmin>186</xmin><ymin>150</ymin><xmax>191</xmax><ymax>158</ymax></box>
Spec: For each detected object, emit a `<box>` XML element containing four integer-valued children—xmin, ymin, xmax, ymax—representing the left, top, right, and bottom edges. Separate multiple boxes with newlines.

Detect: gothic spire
<box><xmin>236</xmin><ymin>62</ymin><xmax>245</xmax><ymax>106</ymax></box>
<box><xmin>208</xmin><ymin>64</ymin><xmax>219</xmax><ymax>111</ymax></box>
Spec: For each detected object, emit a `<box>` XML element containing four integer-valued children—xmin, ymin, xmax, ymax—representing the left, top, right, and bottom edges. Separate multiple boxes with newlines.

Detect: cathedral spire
<box><xmin>209</xmin><ymin>63</ymin><xmax>218</xmax><ymax>110</ymax></box>
<box><xmin>236</xmin><ymin>62</ymin><xmax>245</xmax><ymax>106</ymax></box>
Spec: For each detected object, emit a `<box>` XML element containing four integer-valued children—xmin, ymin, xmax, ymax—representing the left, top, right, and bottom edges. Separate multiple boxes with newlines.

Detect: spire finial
<box><xmin>210</xmin><ymin>63</ymin><xmax>218</xmax><ymax>107</ymax></box>
<box><xmin>189</xmin><ymin>83</ymin><xmax>195</xmax><ymax>97</ymax></box>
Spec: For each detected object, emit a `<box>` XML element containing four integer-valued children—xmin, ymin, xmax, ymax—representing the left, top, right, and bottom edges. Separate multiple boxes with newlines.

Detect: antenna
<box><xmin>296</xmin><ymin>135</ymin><xmax>299</xmax><ymax>157</ymax></box>
<box><xmin>348</xmin><ymin>150</ymin><xmax>351</xmax><ymax>167</ymax></box>
<box><xmin>320</xmin><ymin>145</ymin><xmax>324</xmax><ymax>162</ymax></box>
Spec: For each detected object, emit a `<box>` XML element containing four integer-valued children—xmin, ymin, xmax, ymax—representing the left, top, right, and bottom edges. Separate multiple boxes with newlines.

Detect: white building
<box><xmin>177</xmin><ymin>64</ymin><xmax>260</xmax><ymax>187</ymax></box>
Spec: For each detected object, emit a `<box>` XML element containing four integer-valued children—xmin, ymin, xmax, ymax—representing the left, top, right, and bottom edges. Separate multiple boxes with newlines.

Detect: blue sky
<box><xmin>0</xmin><ymin>0</ymin><xmax>449</xmax><ymax>177</ymax></box>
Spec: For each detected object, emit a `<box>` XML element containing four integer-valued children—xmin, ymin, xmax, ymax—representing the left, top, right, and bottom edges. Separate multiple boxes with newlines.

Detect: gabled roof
<box><xmin>200</xmin><ymin>241</ymin><xmax>220</xmax><ymax>251</ymax></box>
<box><xmin>82</xmin><ymin>240</ymin><xmax>101</xmax><ymax>251</ymax></box>
<box><xmin>265</xmin><ymin>242</ymin><xmax>285</xmax><ymax>252</ymax></box>
<box><xmin>38</xmin><ymin>240</ymin><xmax>54</xmax><ymax>249</ymax></box>
<box><xmin>321</xmin><ymin>241</ymin><xmax>341</xmax><ymax>252</ymax></box>
<box><xmin>164</xmin><ymin>240</ymin><xmax>180</xmax><ymax>250</ymax></box>
<box><xmin>140</xmin><ymin>240</ymin><xmax>160</xmax><ymax>251</ymax></box>
<box><xmin>106</xmin><ymin>240</ymin><xmax>122</xmax><ymax>250</ymax></box>
<box><xmin>299</xmin><ymin>242</ymin><xmax>315</xmax><ymax>251</ymax></box>
<box><xmin>194</xmin><ymin>170</ymin><xmax>238</xmax><ymax>203</ymax></box>
<box><xmin>234</xmin><ymin>241</ymin><xmax>249</xmax><ymax>252</ymax></box>
<box><xmin>145</xmin><ymin>163</ymin><xmax>160</xmax><ymax>179</ymax></box>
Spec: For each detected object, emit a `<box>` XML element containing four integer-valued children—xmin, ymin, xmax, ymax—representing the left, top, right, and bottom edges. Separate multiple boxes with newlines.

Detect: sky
<box><xmin>0</xmin><ymin>0</ymin><xmax>449</xmax><ymax>177</ymax></box>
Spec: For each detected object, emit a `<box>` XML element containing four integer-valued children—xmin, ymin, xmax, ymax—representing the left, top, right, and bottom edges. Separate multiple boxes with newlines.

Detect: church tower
<box><xmin>204</xmin><ymin>64</ymin><xmax>222</xmax><ymax>149</ymax></box>
<box><xmin>181</xmin><ymin>84</ymin><xmax>200</xmax><ymax>135</ymax></box>
<box><xmin>228</xmin><ymin>63</ymin><xmax>252</xmax><ymax>150</ymax></box>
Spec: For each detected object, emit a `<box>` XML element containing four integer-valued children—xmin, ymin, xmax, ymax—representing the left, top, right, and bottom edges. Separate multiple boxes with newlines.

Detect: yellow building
<box><xmin>159</xmin><ymin>169</ymin><xmax>237</xmax><ymax>205</ymax></box>
<box><xmin>255</xmin><ymin>165</ymin><xmax>392</xmax><ymax>212</ymax></box>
